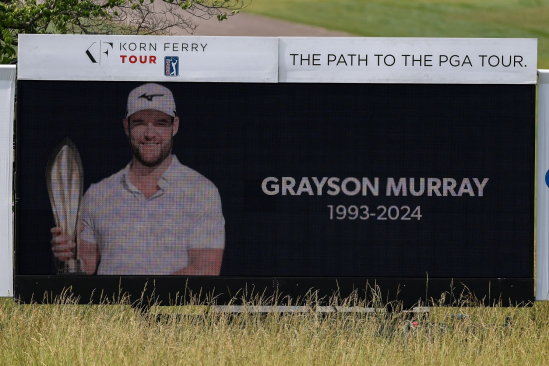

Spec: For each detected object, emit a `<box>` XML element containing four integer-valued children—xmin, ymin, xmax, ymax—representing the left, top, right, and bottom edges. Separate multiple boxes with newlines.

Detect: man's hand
<box><xmin>50</xmin><ymin>227</ymin><xmax>75</xmax><ymax>261</ymax></box>
<box><xmin>50</xmin><ymin>226</ymin><xmax>100</xmax><ymax>275</ymax></box>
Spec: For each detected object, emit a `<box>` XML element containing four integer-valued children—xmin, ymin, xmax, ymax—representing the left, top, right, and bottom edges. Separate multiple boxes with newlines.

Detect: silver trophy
<box><xmin>46</xmin><ymin>138</ymin><xmax>85</xmax><ymax>274</ymax></box>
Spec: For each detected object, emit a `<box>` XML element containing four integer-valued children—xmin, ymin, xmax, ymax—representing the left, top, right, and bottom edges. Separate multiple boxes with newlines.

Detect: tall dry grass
<box><xmin>0</xmin><ymin>291</ymin><xmax>548</xmax><ymax>365</ymax></box>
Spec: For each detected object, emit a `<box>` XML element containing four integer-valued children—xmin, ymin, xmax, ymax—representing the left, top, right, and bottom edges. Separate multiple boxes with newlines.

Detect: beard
<box><xmin>130</xmin><ymin>136</ymin><xmax>173</xmax><ymax>168</ymax></box>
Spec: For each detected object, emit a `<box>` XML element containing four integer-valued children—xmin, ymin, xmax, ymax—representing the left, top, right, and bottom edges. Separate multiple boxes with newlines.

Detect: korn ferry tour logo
<box><xmin>165</xmin><ymin>56</ymin><xmax>179</xmax><ymax>77</ymax></box>
<box><xmin>85</xmin><ymin>41</ymin><xmax>114</xmax><ymax>64</ymax></box>
<box><xmin>84</xmin><ymin>41</ymin><xmax>207</xmax><ymax>69</ymax></box>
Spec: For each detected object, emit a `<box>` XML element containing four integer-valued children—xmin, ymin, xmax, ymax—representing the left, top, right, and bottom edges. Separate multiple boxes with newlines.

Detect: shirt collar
<box><xmin>160</xmin><ymin>155</ymin><xmax>181</xmax><ymax>183</ymax></box>
<box><xmin>121</xmin><ymin>155</ymin><xmax>181</xmax><ymax>190</ymax></box>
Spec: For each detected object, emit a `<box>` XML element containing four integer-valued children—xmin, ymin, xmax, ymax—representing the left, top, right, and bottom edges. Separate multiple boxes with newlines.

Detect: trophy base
<box><xmin>57</xmin><ymin>259</ymin><xmax>86</xmax><ymax>275</ymax></box>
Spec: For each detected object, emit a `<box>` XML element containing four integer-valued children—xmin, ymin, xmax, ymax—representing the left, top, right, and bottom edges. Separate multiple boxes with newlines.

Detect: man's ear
<box><xmin>123</xmin><ymin>118</ymin><xmax>129</xmax><ymax>136</ymax></box>
<box><xmin>172</xmin><ymin>116</ymin><xmax>180</xmax><ymax>136</ymax></box>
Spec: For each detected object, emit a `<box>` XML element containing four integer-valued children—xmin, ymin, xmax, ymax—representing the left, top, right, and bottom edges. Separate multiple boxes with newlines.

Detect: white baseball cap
<box><xmin>126</xmin><ymin>83</ymin><xmax>176</xmax><ymax>118</ymax></box>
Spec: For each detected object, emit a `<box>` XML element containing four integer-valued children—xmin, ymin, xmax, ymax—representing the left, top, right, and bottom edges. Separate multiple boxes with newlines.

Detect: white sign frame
<box><xmin>0</xmin><ymin>65</ymin><xmax>15</xmax><ymax>297</ymax></box>
<box><xmin>537</xmin><ymin>70</ymin><xmax>549</xmax><ymax>301</ymax></box>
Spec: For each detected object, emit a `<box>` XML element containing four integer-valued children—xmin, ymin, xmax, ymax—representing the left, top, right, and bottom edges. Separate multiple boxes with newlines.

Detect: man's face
<box><xmin>123</xmin><ymin>109</ymin><xmax>180</xmax><ymax>167</ymax></box>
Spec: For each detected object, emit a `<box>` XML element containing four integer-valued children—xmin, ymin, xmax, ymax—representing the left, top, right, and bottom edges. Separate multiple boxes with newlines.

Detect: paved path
<box><xmin>182</xmin><ymin>12</ymin><xmax>352</xmax><ymax>37</ymax></box>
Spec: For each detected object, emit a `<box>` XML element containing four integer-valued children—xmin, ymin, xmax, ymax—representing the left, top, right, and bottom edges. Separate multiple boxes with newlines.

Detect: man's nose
<box><xmin>144</xmin><ymin>123</ymin><xmax>156</xmax><ymax>137</ymax></box>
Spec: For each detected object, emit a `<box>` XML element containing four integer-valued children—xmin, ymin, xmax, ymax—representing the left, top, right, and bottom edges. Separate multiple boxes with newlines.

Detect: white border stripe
<box><xmin>0</xmin><ymin>65</ymin><xmax>15</xmax><ymax>297</ymax></box>
<box><xmin>537</xmin><ymin>70</ymin><xmax>549</xmax><ymax>300</ymax></box>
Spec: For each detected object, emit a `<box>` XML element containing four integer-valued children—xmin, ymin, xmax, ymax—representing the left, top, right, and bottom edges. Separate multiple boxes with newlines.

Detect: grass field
<box><xmin>1</xmin><ymin>295</ymin><xmax>549</xmax><ymax>365</ymax></box>
<box><xmin>245</xmin><ymin>0</ymin><xmax>549</xmax><ymax>69</ymax></box>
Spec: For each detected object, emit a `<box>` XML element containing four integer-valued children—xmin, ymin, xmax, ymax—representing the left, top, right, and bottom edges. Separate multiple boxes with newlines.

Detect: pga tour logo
<box><xmin>165</xmin><ymin>56</ymin><xmax>179</xmax><ymax>77</ymax></box>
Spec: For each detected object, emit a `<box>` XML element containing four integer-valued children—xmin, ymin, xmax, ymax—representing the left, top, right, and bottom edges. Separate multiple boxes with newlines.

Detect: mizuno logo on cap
<box><xmin>138</xmin><ymin>93</ymin><xmax>164</xmax><ymax>101</ymax></box>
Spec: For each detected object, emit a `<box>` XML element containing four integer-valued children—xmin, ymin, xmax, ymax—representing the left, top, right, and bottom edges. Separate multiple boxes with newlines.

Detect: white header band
<box><xmin>18</xmin><ymin>35</ymin><xmax>537</xmax><ymax>84</ymax></box>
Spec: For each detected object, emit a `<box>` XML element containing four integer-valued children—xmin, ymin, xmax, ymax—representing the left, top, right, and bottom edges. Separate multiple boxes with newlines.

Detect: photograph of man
<box><xmin>50</xmin><ymin>83</ymin><xmax>225</xmax><ymax>275</ymax></box>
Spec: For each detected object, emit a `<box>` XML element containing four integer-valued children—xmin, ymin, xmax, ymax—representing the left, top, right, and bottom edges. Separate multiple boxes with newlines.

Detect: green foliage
<box><xmin>0</xmin><ymin>0</ymin><xmax>247</xmax><ymax>64</ymax></box>
<box><xmin>0</xmin><ymin>0</ymin><xmax>112</xmax><ymax>62</ymax></box>
<box><xmin>0</xmin><ymin>0</ymin><xmax>112</xmax><ymax>63</ymax></box>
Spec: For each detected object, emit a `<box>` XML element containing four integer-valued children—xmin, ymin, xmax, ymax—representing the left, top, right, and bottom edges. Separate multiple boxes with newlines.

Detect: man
<box><xmin>51</xmin><ymin>83</ymin><xmax>225</xmax><ymax>275</ymax></box>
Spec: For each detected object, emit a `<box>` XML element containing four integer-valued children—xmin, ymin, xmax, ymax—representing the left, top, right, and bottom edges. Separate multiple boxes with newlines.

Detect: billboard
<box><xmin>14</xmin><ymin>36</ymin><xmax>537</xmax><ymax>306</ymax></box>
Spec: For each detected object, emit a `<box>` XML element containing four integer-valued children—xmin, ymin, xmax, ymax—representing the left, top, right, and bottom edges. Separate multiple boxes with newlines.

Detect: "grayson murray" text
<box><xmin>261</xmin><ymin>177</ymin><xmax>489</xmax><ymax>197</ymax></box>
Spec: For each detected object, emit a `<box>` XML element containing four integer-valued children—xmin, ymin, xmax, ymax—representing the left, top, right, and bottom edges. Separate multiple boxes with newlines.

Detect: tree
<box><xmin>0</xmin><ymin>0</ymin><xmax>246</xmax><ymax>63</ymax></box>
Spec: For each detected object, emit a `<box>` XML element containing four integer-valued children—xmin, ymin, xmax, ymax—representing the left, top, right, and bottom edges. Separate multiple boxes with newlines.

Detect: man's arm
<box><xmin>171</xmin><ymin>249</ymin><xmax>223</xmax><ymax>275</ymax></box>
<box><xmin>79</xmin><ymin>238</ymin><xmax>100</xmax><ymax>275</ymax></box>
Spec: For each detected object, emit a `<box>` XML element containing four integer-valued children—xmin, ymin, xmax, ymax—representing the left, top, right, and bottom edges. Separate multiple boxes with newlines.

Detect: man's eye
<box><xmin>157</xmin><ymin>122</ymin><xmax>170</xmax><ymax>127</ymax></box>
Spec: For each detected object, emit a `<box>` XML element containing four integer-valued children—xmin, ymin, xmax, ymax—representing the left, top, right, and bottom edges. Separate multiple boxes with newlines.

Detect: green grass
<box><xmin>244</xmin><ymin>0</ymin><xmax>549</xmax><ymax>68</ymax></box>
<box><xmin>2</xmin><ymin>295</ymin><xmax>549</xmax><ymax>365</ymax></box>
